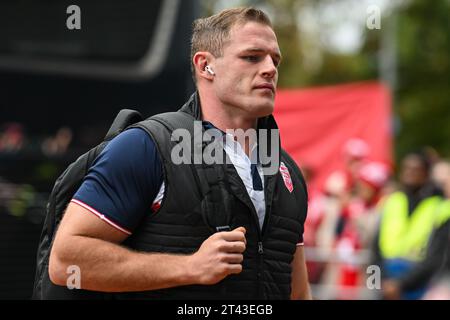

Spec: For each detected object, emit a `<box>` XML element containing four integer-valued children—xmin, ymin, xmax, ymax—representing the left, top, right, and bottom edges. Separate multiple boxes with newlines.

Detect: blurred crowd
<box><xmin>0</xmin><ymin>123</ymin><xmax>75</xmax><ymax>225</ymax></box>
<box><xmin>0</xmin><ymin>122</ymin><xmax>73</xmax><ymax>157</ymax></box>
<box><xmin>302</xmin><ymin>139</ymin><xmax>450</xmax><ymax>300</ymax></box>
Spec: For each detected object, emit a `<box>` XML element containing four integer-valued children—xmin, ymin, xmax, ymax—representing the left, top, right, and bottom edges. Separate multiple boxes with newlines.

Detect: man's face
<box><xmin>356</xmin><ymin>180</ymin><xmax>376</xmax><ymax>203</ymax></box>
<box><xmin>211</xmin><ymin>21</ymin><xmax>281</xmax><ymax>119</ymax></box>
<box><xmin>400</xmin><ymin>155</ymin><xmax>428</xmax><ymax>189</ymax></box>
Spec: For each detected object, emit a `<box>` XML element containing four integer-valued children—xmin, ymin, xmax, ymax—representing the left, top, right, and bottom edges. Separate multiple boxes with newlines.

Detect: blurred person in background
<box><xmin>372</xmin><ymin>151</ymin><xmax>444</xmax><ymax>300</ymax></box>
<box><xmin>317</xmin><ymin>138</ymin><xmax>371</xmax><ymax>246</ymax></box>
<box><xmin>313</xmin><ymin>138</ymin><xmax>371</xmax><ymax>254</ymax></box>
<box><xmin>421</xmin><ymin>180</ymin><xmax>450</xmax><ymax>300</ymax></box>
<box><xmin>395</xmin><ymin>160</ymin><xmax>450</xmax><ymax>300</ymax></box>
<box><xmin>311</xmin><ymin>139</ymin><xmax>370</xmax><ymax>289</ymax></box>
<box><xmin>345</xmin><ymin>162</ymin><xmax>391</xmax><ymax>247</ymax></box>
<box><xmin>327</xmin><ymin>138</ymin><xmax>371</xmax><ymax>200</ymax></box>
<box><xmin>41</xmin><ymin>126</ymin><xmax>73</xmax><ymax>156</ymax></box>
<box><xmin>0</xmin><ymin>123</ymin><xmax>25</xmax><ymax>153</ymax></box>
<box><xmin>334</xmin><ymin>161</ymin><xmax>390</xmax><ymax>299</ymax></box>
<box><xmin>423</xmin><ymin>146</ymin><xmax>441</xmax><ymax>171</ymax></box>
<box><xmin>431</xmin><ymin>160</ymin><xmax>450</xmax><ymax>192</ymax></box>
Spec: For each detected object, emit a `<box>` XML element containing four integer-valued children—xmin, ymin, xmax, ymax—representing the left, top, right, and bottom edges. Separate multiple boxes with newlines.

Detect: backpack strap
<box><xmin>34</xmin><ymin>109</ymin><xmax>145</xmax><ymax>300</ymax></box>
<box><xmin>45</xmin><ymin>109</ymin><xmax>143</xmax><ymax>236</ymax></box>
<box><xmin>133</xmin><ymin>111</ymin><xmax>233</xmax><ymax>232</ymax></box>
<box><xmin>104</xmin><ymin>109</ymin><xmax>143</xmax><ymax>141</ymax></box>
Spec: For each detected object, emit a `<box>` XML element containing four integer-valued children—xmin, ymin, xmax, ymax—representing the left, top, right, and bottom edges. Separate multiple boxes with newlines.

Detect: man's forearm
<box><xmin>290</xmin><ymin>246</ymin><xmax>313</xmax><ymax>300</ymax></box>
<box><xmin>49</xmin><ymin>235</ymin><xmax>194</xmax><ymax>292</ymax></box>
<box><xmin>291</xmin><ymin>282</ymin><xmax>313</xmax><ymax>300</ymax></box>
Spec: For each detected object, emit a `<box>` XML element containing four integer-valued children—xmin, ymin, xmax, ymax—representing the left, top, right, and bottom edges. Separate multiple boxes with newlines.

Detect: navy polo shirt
<box><xmin>72</xmin><ymin>128</ymin><xmax>163</xmax><ymax>235</ymax></box>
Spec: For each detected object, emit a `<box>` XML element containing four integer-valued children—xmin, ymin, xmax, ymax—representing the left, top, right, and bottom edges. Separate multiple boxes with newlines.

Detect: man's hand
<box><xmin>187</xmin><ymin>227</ymin><xmax>247</xmax><ymax>285</ymax></box>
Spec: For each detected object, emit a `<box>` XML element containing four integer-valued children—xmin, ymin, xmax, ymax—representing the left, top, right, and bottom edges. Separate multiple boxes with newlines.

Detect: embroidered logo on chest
<box><xmin>279</xmin><ymin>162</ymin><xmax>294</xmax><ymax>193</ymax></box>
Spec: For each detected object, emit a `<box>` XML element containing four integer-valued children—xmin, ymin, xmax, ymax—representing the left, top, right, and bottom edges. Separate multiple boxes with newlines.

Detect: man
<box><xmin>372</xmin><ymin>152</ymin><xmax>443</xmax><ymax>299</ymax></box>
<box><xmin>385</xmin><ymin>160</ymin><xmax>450</xmax><ymax>300</ymax></box>
<box><xmin>48</xmin><ymin>7</ymin><xmax>311</xmax><ymax>300</ymax></box>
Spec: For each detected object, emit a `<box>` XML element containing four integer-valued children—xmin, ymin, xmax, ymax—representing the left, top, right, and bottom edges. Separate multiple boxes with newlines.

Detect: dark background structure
<box><xmin>0</xmin><ymin>0</ymin><xmax>198</xmax><ymax>299</ymax></box>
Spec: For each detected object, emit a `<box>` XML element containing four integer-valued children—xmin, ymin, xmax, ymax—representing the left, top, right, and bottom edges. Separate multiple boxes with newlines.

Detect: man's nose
<box><xmin>261</xmin><ymin>56</ymin><xmax>277</xmax><ymax>79</ymax></box>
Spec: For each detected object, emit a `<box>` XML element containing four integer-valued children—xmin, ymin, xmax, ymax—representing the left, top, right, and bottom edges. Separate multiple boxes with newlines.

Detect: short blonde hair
<box><xmin>190</xmin><ymin>7</ymin><xmax>273</xmax><ymax>81</ymax></box>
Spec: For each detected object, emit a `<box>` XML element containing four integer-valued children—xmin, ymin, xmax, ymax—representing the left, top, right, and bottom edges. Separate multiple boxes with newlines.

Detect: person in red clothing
<box><xmin>326</xmin><ymin>138</ymin><xmax>371</xmax><ymax>200</ymax></box>
<box><xmin>335</xmin><ymin>161</ymin><xmax>390</xmax><ymax>298</ymax></box>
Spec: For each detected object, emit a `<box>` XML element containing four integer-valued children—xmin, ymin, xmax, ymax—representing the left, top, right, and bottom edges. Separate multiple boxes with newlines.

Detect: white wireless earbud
<box><xmin>205</xmin><ymin>65</ymin><xmax>215</xmax><ymax>76</ymax></box>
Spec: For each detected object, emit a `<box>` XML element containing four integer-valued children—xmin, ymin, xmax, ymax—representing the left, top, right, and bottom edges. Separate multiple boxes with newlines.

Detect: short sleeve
<box><xmin>72</xmin><ymin>128</ymin><xmax>163</xmax><ymax>235</ymax></box>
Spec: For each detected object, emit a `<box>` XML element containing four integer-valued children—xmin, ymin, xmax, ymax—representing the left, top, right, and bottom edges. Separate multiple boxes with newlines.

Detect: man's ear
<box><xmin>193</xmin><ymin>52</ymin><xmax>215</xmax><ymax>81</ymax></box>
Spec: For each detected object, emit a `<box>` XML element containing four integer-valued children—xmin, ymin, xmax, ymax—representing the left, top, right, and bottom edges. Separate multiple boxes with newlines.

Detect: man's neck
<box><xmin>198</xmin><ymin>90</ymin><xmax>258</xmax><ymax>157</ymax></box>
<box><xmin>199</xmin><ymin>90</ymin><xmax>257</xmax><ymax>131</ymax></box>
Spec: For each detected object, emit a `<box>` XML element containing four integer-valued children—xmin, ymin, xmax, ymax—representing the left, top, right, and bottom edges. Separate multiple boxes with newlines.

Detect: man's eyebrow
<box><xmin>240</xmin><ymin>48</ymin><xmax>282</xmax><ymax>60</ymax></box>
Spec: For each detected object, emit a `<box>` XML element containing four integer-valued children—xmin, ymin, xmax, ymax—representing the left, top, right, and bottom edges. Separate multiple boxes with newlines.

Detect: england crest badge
<box><xmin>279</xmin><ymin>162</ymin><xmax>294</xmax><ymax>193</ymax></box>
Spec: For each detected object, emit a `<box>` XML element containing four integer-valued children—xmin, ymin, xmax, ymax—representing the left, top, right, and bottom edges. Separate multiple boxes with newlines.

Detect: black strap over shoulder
<box><xmin>133</xmin><ymin>111</ymin><xmax>233</xmax><ymax>232</ymax></box>
<box><xmin>105</xmin><ymin>109</ymin><xmax>143</xmax><ymax>141</ymax></box>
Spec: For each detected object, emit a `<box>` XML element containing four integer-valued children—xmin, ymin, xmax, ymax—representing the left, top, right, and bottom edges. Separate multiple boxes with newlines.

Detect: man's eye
<box><xmin>242</xmin><ymin>56</ymin><xmax>260</xmax><ymax>62</ymax></box>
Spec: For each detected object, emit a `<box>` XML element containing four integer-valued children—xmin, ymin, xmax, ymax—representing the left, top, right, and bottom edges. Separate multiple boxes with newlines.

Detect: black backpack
<box><xmin>32</xmin><ymin>109</ymin><xmax>144</xmax><ymax>299</ymax></box>
<box><xmin>32</xmin><ymin>108</ymin><xmax>233</xmax><ymax>299</ymax></box>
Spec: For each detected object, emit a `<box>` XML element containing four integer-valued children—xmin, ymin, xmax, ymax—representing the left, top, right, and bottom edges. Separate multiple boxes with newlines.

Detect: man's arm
<box><xmin>49</xmin><ymin>202</ymin><xmax>246</xmax><ymax>292</ymax></box>
<box><xmin>399</xmin><ymin>220</ymin><xmax>449</xmax><ymax>291</ymax></box>
<box><xmin>383</xmin><ymin>220</ymin><xmax>449</xmax><ymax>299</ymax></box>
<box><xmin>290</xmin><ymin>245</ymin><xmax>312</xmax><ymax>300</ymax></box>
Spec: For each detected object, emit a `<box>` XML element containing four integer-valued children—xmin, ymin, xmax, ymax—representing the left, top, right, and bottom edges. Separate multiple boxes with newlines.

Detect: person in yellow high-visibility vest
<box><xmin>371</xmin><ymin>152</ymin><xmax>445</xmax><ymax>300</ymax></box>
<box><xmin>383</xmin><ymin>197</ymin><xmax>450</xmax><ymax>300</ymax></box>
<box><xmin>420</xmin><ymin>199</ymin><xmax>450</xmax><ymax>299</ymax></box>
